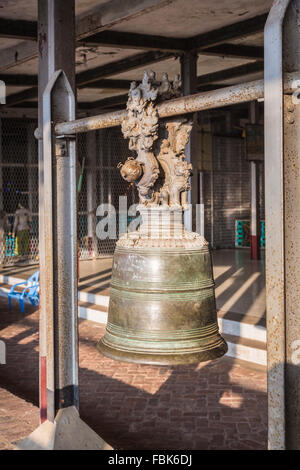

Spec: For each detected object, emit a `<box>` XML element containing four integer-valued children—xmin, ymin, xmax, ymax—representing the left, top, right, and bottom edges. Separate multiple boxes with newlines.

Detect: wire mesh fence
<box><xmin>0</xmin><ymin>117</ymin><xmax>137</xmax><ymax>267</ymax></box>
<box><xmin>0</xmin><ymin>119</ymin><xmax>39</xmax><ymax>266</ymax></box>
<box><xmin>77</xmin><ymin>127</ymin><xmax>137</xmax><ymax>259</ymax></box>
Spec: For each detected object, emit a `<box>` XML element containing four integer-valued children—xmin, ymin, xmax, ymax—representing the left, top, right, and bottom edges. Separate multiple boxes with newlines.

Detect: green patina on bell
<box><xmin>97</xmin><ymin>71</ymin><xmax>227</xmax><ymax>365</ymax></box>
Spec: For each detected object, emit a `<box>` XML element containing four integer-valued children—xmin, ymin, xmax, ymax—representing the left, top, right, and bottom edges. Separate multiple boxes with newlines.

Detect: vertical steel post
<box><xmin>265</xmin><ymin>0</ymin><xmax>300</xmax><ymax>450</ymax></box>
<box><xmin>181</xmin><ymin>51</ymin><xmax>198</xmax><ymax>231</ymax></box>
<box><xmin>249</xmin><ymin>101</ymin><xmax>260</xmax><ymax>260</ymax></box>
<box><xmin>17</xmin><ymin>0</ymin><xmax>110</xmax><ymax>450</ymax></box>
<box><xmin>282</xmin><ymin>0</ymin><xmax>300</xmax><ymax>449</ymax></box>
<box><xmin>86</xmin><ymin>131</ymin><xmax>98</xmax><ymax>257</ymax></box>
<box><xmin>37</xmin><ymin>0</ymin><xmax>76</xmax><ymax>424</ymax></box>
<box><xmin>43</xmin><ymin>69</ymin><xmax>78</xmax><ymax>419</ymax></box>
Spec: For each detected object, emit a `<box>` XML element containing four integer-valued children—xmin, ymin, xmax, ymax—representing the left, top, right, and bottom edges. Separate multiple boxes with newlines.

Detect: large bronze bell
<box><xmin>97</xmin><ymin>71</ymin><xmax>227</xmax><ymax>365</ymax></box>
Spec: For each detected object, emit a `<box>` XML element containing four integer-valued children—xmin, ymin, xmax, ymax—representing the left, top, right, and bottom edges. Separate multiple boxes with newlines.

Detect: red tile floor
<box><xmin>0</xmin><ymin>298</ymin><xmax>267</xmax><ymax>450</ymax></box>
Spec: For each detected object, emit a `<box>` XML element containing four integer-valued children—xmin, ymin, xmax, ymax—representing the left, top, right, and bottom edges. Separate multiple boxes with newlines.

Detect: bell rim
<box><xmin>97</xmin><ymin>338</ymin><xmax>228</xmax><ymax>366</ymax></box>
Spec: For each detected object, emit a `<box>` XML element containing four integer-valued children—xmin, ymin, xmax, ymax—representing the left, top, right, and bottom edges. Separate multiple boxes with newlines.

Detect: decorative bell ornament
<box><xmin>97</xmin><ymin>71</ymin><xmax>227</xmax><ymax>365</ymax></box>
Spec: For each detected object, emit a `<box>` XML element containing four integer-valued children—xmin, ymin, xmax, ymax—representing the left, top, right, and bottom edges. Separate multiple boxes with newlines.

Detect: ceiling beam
<box><xmin>0</xmin><ymin>74</ymin><xmax>131</xmax><ymax>90</ymax></box>
<box><xmin>197</xmin><ymin>61</ymin><xmax>263</xmax><ymax>86</ymax></box>
<box><xmin>77</xmin><ymin>51</ymin><xmax>173</xmax><ymax>86</ymax></box>
<box><xmin>3</xmin><ymin>60</ymin><xmax>263</xmax><ymax>108</ymax></box>
<box><xmin>82</xmin><ymin>14</ymin><xmax>268</xmax><ymax>54</ymax></box>
<box><xmin>187</xmin><ymin>13</ymin><xmax>267</xmax><ymax>50</ymax></box>
<box><xmin>79</xmin><ymin>94</ymin><xmax>128</xmax><ymax>110</ymax></box>
<box><xmin>0</xmin><ymin>41</ymin><xmax>38</xmax><ymax>73</ymax></box>
<box><xmin>200</xmin><ymin>44</ymin><xmax>264</xmax><ymax>61</ymax></box>
<box><xmin>2</xmin><ymin>50</ymin><xmax>171</xmax><ymax>106</ymax></box>
<box><xmin>76</xmin><ymin>0</ymin><xmax>176</xmax><ymax>40</ymax></box>
<box><xmin>78</xmin><ymin>78</ymin><xmax>132</xmax><ymax>89</ymax></box>
<box><xmin>0</xmin><ymin>0</ymin><xmax>176</xmax><ymax>71</ymax></box>
<box><xmin>0</xmin><ymin>11</ymin><xmax>268</xmax><ymax>72</ymax></box>
<box><xmin>0</xmin><ymin>74</ymin><xmax>38</xmax><ymax>86</ymax></box>
<box><xmin>80</xmin><ymin>30</ymin><xmax>186</xmax><ymax>52</ymax></box>
<box><xmin>5</xmin><ymin>87</ymin><xmax>38</xmax><ymax>107</ymax></box>
<box><xmin>0</xmin><ymin>18</ymin><xmax>36</xmax><ymax>40</ymax></box>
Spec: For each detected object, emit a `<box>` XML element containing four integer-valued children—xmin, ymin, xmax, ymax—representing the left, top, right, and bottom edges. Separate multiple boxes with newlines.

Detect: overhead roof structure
<box><xmin>0</xmin><ymin>0</ymin><xmax>272</xmax><ymax>116</ymax></box>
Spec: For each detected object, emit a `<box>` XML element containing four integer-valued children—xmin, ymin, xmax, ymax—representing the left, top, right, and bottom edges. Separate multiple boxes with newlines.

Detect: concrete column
<box><xmin>181</xmin><ymin>50</ymin><xmax>198</xmax><ymax>231</ymax></box>
<box><xmin>86</xmin><ymin>131</ymin><xmax>98</xmax><ymax>257</ymax></box>
<box><xmin>249</xmin><ymin>101</ymin><xmax>260</xmax><ymax>260</ymax></box>
<box><xmin>265</xmin><ymin>0</ymin><xmax>300</xmax><ymax>450</ymax></box>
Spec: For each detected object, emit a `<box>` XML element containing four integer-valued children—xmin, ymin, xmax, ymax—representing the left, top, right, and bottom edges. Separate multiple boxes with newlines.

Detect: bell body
<box><xmin>98</xmin><ymin>209</ymin><xmax>227</xmax><ymax>365</ymax></box>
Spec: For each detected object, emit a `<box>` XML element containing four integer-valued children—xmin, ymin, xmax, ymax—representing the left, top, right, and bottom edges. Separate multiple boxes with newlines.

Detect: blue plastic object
<box><xmin>8</xmin><ymin>271</ymin><xmax>39</xmax><ymax>313</ymax></box>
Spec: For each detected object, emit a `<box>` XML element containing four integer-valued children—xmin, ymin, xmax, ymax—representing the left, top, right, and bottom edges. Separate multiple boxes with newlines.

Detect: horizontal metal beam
<box><xmin>1</xmin><ymin>75</ymin><xmax>130</xmax><ymax>89</ymax></box>
<box><xmin>55</xmin><ymin>80</ymin><xmax>263</xmax><ymax>134</ymax></box>
<box><xmin>2</xmin><ymin>74</ymin><xmax>231</xmax><ymax>93</ymax></box>
<box><xmin>187</xmin><ymin>13</ymin><xmax>267</xmax><ymax>50</ymax></box>
<box><xmin>201</xmin><ymin>44</ymin><xmax>264</xmax><ymax>61</ymax></box>
<box><xmin>81</xmin><ymin>30</ymin><xmax>186</xmax><ymax>52</ymax></box>
<box><xmin>0</xmin><ymin>0</ymin><xmax>176</xmax><ymax>72</ymax></box>
<box><xmin>0</xmin><ymin>74</ymin><xmax>38</xmax><ymax>86</ymax></box>
<box><xmin>76</xmin><ymin>0</ymin><xmax>177</xmax><ymax>40</ymax></box>
<box><xmin>3</xmin><ymin>57</ymin><xmax>261</xmax><ymax>107</ymax></box>
<box><xmin>2</xmin><ymin>51</ymin><xmax>172</xmax><ymax>106</ymax></box>
<box><xmin>197</xmin><ymin>61</ymin><xmax>263</xmax><ymax>86</ymax></box>
<box><xmin>0</xmin><ymin>13</ymin><xmax>267</xmax><ymax>55</ymax></box>
<box><xmin>80</xmin><ymin>93</ymin><xmax>128</xmax><ymax>110</ymax></box>
<box><xmin>0</xmin><ymin>18</ymin><xmax>37</xmax><ymax>40</ymax></box>
<box><xmin>5</xmin><ymin>87</ymin><xmax>38</xmax><ymax>107</ymax></box>
<box><xmin>11</xmin><ymin>84</ymin><xmax>230</xmax><ymax>110</ymax></box>
<box><xmin>79</xmin><ymin>84</ymin><xmax>230</xmax><ymax>110</ymax></box>
<box><xmin>78</xmin><ymin>78</ymin><xmax>132</xmax><ymax>90</ymax></box>
<box><xmin>77</xmin><ymin>51</ymin><xmax>173</xmax><ymax>86</ymax></box>
<box><xmin>54</xmin><ymin>72</ymin><xmax>298</xmax><ymax>136</ymax></box>
<box><xmin>16</xmin><ymin>84</ymin><xmax>231</xmax><ymax>110</ymax></box>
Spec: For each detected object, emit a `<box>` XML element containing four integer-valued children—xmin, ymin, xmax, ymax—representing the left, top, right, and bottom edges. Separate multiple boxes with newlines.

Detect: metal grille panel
<box><xmin>0</xmin><ymin>119</ymin><xmax>38</xmax><ymax>266</ymax></box>
<box><xmin>0</xmin><ymin>118</ymin><xmax>140</xmax><ymax>266</ymax></box>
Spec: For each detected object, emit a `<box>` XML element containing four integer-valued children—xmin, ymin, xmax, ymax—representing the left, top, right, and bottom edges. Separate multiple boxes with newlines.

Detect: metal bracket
<box><xmin>55</xmin><ymin>134</ymin><xmax>76</xmax><ymax>158</ymax></box>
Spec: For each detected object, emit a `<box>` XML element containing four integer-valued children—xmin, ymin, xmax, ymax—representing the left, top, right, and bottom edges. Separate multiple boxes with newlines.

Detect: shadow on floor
<box><xmin>0</xmin><ymin>304</ymin><xmax>267</xmax><ymax>450</ymax></box>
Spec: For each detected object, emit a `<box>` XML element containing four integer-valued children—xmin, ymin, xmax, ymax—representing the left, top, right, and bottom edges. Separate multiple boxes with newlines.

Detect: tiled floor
<box><xmin>213</xmin><ymin>249</ymin><xmax>265</xmax><ymax>321</ymax></box>
<box><xmin>0</xmin><ymin>297</ymin><xmax>267</xmax><ymax>450</ymax></box>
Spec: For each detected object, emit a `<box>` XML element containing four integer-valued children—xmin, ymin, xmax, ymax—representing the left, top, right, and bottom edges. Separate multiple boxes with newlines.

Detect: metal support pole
<box><xmin>86</xmin><ymin>131</ymin><xmax>98</xmax><ymax>258</ymax></box>
<box><xmin>18</xmin><ymin>0</ymin><xmax>110</xmax><ymax>450</ymax></box>
<box><xmin>181</xmin><ymin>51</ymin><xmax>198</xmax><ymax>232</ymax></box>
<box><xmin>265</xmin><ymin>0</ymin><xmax>300</xmax><ymax>450</ymax></box>
<box><xmin>54</xmin><ymin>75</ymin><xmax>300</xmax><ymax>137</ymax></box>
<box><xmin>27</xmin><ymin>122</ymin><xmax>36</xmax><ymax>216</ymax></box>
<box><xmin>249</xmin><ymin>101</ymin><xmax>260</xmax><ymax>260</ymax></box>
<box><xmin>37</xmin><ymin>0</ymin><xmax>76</xmax><ymax>426</ymax></box>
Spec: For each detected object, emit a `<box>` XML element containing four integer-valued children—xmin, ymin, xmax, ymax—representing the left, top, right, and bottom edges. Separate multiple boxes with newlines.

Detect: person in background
<box><xmin>13</xmin><ymin>203</ymin><xmax>32</xmax><ymax>259</ymax></box>
<box><xmin>0</xmin><ymin>209</ymin><xmax>11</xmax><ymax>267</ymax></box>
